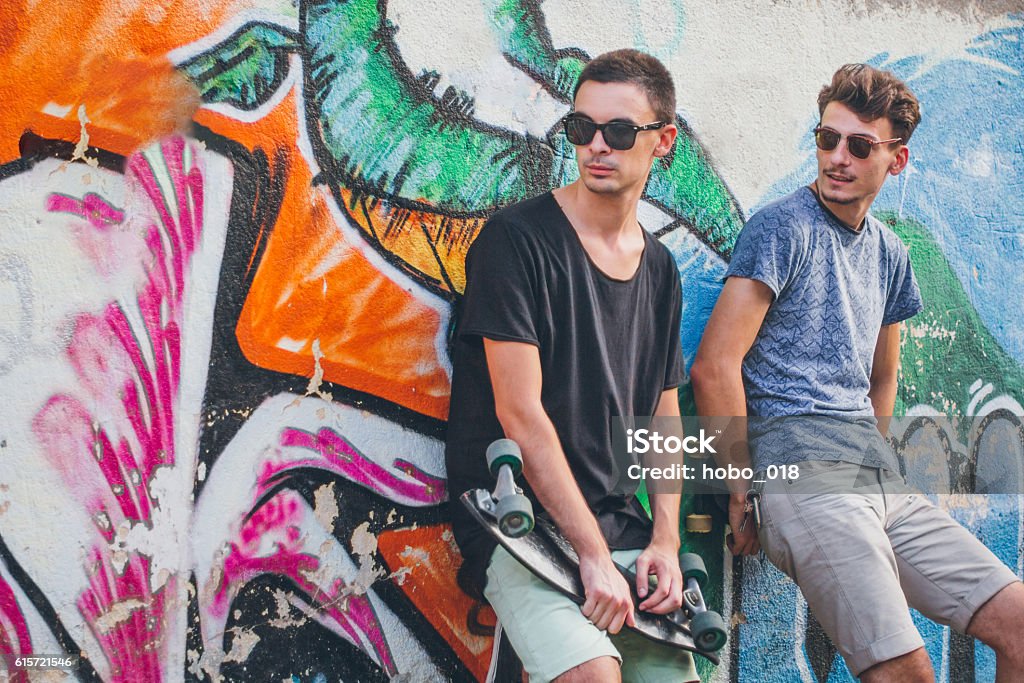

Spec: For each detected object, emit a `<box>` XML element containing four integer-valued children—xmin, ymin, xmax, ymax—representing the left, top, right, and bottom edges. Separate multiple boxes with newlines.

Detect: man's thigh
<box><xmin>484</xmin><ymin>546</ymin><xmax>698</xmax><ymax>682</ymax></box>
<box><xmin>882</xmin><ymin>482</ymin><xmax>1020</xmax><ymax>633</ymax></box>
<box><xmin>757</xmin><ymin>464</ymin><xmax>925</xmax><ymax>677</ymax></box>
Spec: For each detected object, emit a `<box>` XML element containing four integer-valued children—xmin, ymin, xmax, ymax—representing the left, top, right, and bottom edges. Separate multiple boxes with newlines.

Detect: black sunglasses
<box><xmin>562</xmin><ymin>115</ymin><xmax>667</xmax><ymax>150</ymax></box>
<box><xmin>813</xmin><ymin>126</ymin><xmax>902</xmax><ymax>160</ymax></box>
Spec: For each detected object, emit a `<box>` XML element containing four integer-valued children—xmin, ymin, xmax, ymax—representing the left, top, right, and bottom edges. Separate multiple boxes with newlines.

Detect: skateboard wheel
<box><xmin>685</xmin><ymin>513</ymin><xmax>713</xmax><ymax>533</ymax></box>
<box><xmin>496</xmin><ymin>494</ymin><xmax>534</xmax><ymax>537</ymax></box>
<box><xmin>486</xmin><ymin>439</ymin><xmax>523</xmax><ymax>478</ymax></box>
<box><xmin>679</xmin><ymin>553</ymin><xmax>708</xmax><ymax>587</ymax></box>
<box><xmin>690</xmin><ymin>610</ymin><xmax>728</xmax><ymax>653</ymax></box>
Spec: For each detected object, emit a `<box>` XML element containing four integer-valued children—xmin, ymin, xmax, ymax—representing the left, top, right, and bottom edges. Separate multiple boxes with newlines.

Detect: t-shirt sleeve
<box><xmin>882</xmin><ymin>242</ymin><xmax>924</xmax><ymax>325</ymax></box>
<box><xmin>663</xmin><ymin>271</ymin><xmax>684</xmax><ymax>390</ymax></box>
<box><xmin>724</xmin><ymin>209</ymin><xmax>800</xmax><ymax>296</ymax></box>
<box><xmin>458</xmin><ymin>217</ymin><xmax>540</xmax><ymax>345</ymax></box>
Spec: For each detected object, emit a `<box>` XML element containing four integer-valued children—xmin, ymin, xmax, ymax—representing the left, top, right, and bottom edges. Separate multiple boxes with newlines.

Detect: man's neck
<box><xmin>554</xmin><ymin>181</ymin><xmax>642</xmax><ymax>241</ymax></box>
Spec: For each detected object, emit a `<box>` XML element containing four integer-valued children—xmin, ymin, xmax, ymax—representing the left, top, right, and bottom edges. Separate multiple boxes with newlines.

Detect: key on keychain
<box><xmin>738</xmin><ymin>489</ymin><xmax>762</xmax><ymax>532</ymax></box>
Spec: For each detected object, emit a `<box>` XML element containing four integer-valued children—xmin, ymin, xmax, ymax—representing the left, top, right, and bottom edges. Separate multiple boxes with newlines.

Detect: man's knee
<box><xmin>967</xmin><ymin>581</ymin><xmax>1024</xmax><ymax>661</ymax></box>
<box><xmin>553</xmin><ymin>655</ymin><xmax>620</xmax><ymax>683</ymax></box>
<box><xmin>859</xmin><ymin>647</ymin><xmax>933</xmax><ymax>683</ymax></box>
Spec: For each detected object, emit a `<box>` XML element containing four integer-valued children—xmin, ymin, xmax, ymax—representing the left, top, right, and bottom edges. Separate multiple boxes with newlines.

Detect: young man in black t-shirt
<box><xmin>446</xmin><ymin>50</ymin><xmax>698</xmax><ymax>682</ymax></box>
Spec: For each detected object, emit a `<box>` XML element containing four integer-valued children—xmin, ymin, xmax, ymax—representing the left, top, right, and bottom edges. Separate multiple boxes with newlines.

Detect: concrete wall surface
<box><xmin>0</xmin><ymin>1</ymin><xmax>1021</xmax><ymax>681</ymax></box>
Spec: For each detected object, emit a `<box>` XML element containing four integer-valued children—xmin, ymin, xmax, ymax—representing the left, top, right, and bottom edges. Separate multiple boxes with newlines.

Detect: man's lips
<box><xmin>824</xmin><ymin>171</ymin><xmax>854</xmax><ymax>183</ymax></box>
<box><xmin>587</xmin><ymin>164</ymin><xmax>615</xmax><ymax>176</ymax></box>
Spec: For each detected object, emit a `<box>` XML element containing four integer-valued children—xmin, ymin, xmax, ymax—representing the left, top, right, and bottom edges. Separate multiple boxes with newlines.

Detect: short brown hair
<box><xmin>818</xmin><ymin>64</ymin><xmax>921</xmax><ymax>144</ymax></box>
<box><xmin>573</xmin><ymin>49</ymin><xmax>676</xmax><ymax>123</ymax></box>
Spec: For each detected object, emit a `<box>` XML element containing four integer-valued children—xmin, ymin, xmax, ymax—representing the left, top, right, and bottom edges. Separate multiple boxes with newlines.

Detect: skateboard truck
<box><xmin>478</xmin><ymin>438</ymin><xmax>535</xmax><ymax>538</ymax></box>
<box><xmin>624</xmin><ymin>551</ymin><xmax>728</xmax><ymax>653</ymax></box>
<box><xmin>678</xmin><ymin>553</ymin><xmax>728</xmax><ymax>652</ymax></box>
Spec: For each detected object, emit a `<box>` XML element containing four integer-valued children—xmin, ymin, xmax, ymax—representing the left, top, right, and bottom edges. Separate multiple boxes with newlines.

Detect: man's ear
<box><xmin>889</xmin><ymin>145</ymin><xmax>910</xmax><ymax>176</ymax></box>
<box><xmin>654</xmin><ymin>124</ymin><xmax>678</xmax><ymax>158</ymax></box>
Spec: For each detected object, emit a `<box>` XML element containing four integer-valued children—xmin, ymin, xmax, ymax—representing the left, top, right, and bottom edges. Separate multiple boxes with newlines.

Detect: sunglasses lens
<box><xmin>565</xmin><ymin>117</ymin><xmax>596</xmax><ymax>145</ymax></box>
<box><xmin>602</xmin><ymin>123</ymin><xmax>637</xmax><ymax>150</ymax></box>
<box><xmin>814</xmin><ymin>128</ymin><xmax>840</xmax><ymax>151</ymax></box>
<box><xmin>846</xmin><ymin>136</ymin><xmax>872</xmax><ymax>159</ymax></box>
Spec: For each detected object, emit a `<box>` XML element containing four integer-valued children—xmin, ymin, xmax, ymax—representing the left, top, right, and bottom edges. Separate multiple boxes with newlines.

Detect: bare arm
<box><xmin>689</xmin><ymin>277</ymin><xmax>774</xmax><ymax>555</ymax></box>
<box><xmin>868</xmin><ymin>323</ymin><xmax>902</xmax><ymax>436</ymax></box>
<box><xmin>635</xmin><ymin>388</ymin><xmax>684</xmax><ymax>613</ymax></box>
<box><xmin>484</xmin><ymin>338</ymin><xmax>634</xmax><ymax>632</ymax></box>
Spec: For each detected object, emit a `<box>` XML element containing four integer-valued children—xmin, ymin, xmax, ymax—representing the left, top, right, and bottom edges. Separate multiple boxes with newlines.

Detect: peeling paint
<box><xmin>305</xmin><ymin>339</ymin><xmax>334</xmax><ymax>401</ymax></box>
<box><xmin>223</xmin><ymin>627</ymin><xmax>261</xmax><ymax>664</ymax></box>
<box><xmin>350</xmin><ymin>521</ymin><xmax>387</xmax><ymax>593</ymax></box>
<box><xmin>398</xmin><ymin>545</ymin><xmax>429</xmax><ymax>565</ymax></box>
<box><xmin>351</xmin><ymin>521</ymin><xmax>378</xmax><ymax>557</ymax></box>
<box><xmin>94</xmin><ymin>598</ymin><xmax>148</xmax><ymax>634</ymax></box>
<box><xmin>313</xmin><ymin>482</ymin><xmax>339</xmax><ymax>533</ymax></box>
<box><xmin>268</xmin><ymin>589</ymin><xmax>308</xmax><ymax>629</ymax></box>
<box><xmin>70</xmin><ymin>105</ymin><xmax>99</xmax><ymax>168</ymax></box>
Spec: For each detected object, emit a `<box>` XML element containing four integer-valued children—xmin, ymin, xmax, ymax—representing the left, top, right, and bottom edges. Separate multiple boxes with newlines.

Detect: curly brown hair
<box><xmin>818</xmin><ymin>64</ymin><xmax>921</xmax><ymax>145</ymax></box>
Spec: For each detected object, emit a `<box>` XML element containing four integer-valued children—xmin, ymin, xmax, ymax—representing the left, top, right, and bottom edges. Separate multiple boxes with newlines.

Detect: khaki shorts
<box><xmin>757</xmin><ymin>460</ymin><xmax>1019</xmax><ymax>677</ymax></box>
<box><xmin>484</xmin><ymin>545</ymin><xmax>700</xmax><ymax>683</ymax></box>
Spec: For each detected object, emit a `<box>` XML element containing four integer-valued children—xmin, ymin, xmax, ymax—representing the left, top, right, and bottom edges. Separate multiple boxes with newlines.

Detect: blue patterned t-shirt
<box><xmin>725</xmin><ymin>186</ymin><xmax>923</xmax><ymax>469</ymax></box>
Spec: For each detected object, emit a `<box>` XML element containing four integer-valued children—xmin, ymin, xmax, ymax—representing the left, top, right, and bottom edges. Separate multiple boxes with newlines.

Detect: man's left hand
<box><xmin>634</xmin><ymin>541</ymin><xmax>683</xmax><ymax>614</ymax></box>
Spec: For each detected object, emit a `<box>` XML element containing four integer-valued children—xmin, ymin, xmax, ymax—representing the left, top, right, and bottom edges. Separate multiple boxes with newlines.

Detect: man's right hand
<box><xmin>579</xmin><ymin>552</ymin><xmax>636</xmax><ymax>634</ymax></box>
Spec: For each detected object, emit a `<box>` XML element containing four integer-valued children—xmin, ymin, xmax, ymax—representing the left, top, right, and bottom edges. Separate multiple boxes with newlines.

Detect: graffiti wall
<box><xmin>0</xmin><ymin>0</ymin><xmax>1021</xmax><ymax>681</ymax></box>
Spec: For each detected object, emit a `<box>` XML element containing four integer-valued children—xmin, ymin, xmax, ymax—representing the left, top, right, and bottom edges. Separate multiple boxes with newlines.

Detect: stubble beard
<box><xmin>818</xmin><ymin>171</ymin><xmax>860</xmax><ymax>205</ymax></box>
<box><xmin>581</xmin><ymin>176</ymin><xmax>623</xmax><ymax>195</ymax></box>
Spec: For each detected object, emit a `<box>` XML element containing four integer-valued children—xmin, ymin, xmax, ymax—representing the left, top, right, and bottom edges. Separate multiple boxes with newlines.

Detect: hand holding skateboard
<box><xmin>461</xmin><ymin>439</ymin><xmax>728</xmax><ymax>660</ymax></box>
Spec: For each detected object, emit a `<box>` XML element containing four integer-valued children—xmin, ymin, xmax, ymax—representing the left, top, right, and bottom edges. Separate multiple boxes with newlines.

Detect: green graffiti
<box><xmin>885</xmin><ymin>213</ymin><xmax>1024</xmax><ymax>420</ymax></box>
<box><xmin>180</xmin><ymin>24</ymin><xmax>299</xmax><ymax>110</ymax></box>
<box><xmin>646</xmin><ymin>131</ymin><xmax>744</xmax><ymax>255</ymax></box>
<box><xmin>485</xmin><ymin>0</ymin><xmax>587</xmax><ymax>99</ymax></box>
<box><xmin>305</xmin><ymin>0</ymin><xmax>551</xmax><ymax>214</ymax></box>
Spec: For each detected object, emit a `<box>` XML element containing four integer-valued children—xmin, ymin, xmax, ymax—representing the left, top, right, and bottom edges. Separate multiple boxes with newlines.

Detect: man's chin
<box><xmin>818</xmin><ymin>188</ymin><xmax>858</xmax><ymax>205</ymax></box>
<box><xmin>581</xmin><ymin>178</ymin><xmax>623</xmax><ymax>195</ymax></box>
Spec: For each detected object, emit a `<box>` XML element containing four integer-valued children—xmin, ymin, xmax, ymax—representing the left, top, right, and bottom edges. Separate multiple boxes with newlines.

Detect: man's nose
<box><xmin>828</xmin><ymin>138</ymin><xmax>851</xmax><ymax>165</ymax></box>
<box><xmin>588</xmin><ymin>128</ymin><xmax>611</xmax><ymax>154</ymax></box>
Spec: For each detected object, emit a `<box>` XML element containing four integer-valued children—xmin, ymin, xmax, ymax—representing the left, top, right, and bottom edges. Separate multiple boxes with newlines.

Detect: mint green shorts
<box><xmin>484</xmin><ymin>545</ymin><xmax>700</xmax><ymax>683</ymax></box>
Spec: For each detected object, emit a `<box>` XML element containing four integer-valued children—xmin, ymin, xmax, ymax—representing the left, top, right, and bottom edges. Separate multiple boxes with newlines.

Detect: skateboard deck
<box><xmin>461</xmin><ymin>488</ymin><xmax>721</xmax><ymax>664</ymax></box>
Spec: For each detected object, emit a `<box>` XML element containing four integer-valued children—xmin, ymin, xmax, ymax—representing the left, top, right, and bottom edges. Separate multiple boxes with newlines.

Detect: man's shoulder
<box><xmin>487</xmin><ymin>192</ymin><xmax>558</xmax><ymax>234</ymax></box>
<box><xmin>865</xmin><ymin>213</ymin><xmax>911</xmax><ymax>256</ymax></box>
<box><xmin>737</xmin><ymin>187</ymin><xmax>819</xmax><ymax>251</ymax></box>
<box><xmin>645</xmin><ymin>231</ymin><xmax>681</xmax><ymax>276</ymax></box>
<box><xmin>747</xmin><ymin>186</ymin><xmax>819</xmax><ymax>231</ymax></box>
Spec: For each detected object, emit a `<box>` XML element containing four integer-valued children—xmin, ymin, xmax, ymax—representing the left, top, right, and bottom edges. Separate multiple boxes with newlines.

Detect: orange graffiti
<box><xmin>377</xmin><ymin>525</ymin><xmax>496</xmax><ymax>680</ymax></box>
<box><xmin>0</xmin><ymin>0</ymin><xmax>262</xmax><ymax>162</ymax></box>
<box><xmin>339</xmin><ymin>188</ymin><xmax>482</xmax><ymax>295</ymax></box>
<box><xmin>215</xmin><ymin>80</ymin><xmax>452</xmax><ymax>420</ymax></box>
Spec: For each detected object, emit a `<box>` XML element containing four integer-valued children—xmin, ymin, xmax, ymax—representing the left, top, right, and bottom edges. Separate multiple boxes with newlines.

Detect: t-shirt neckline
<box><xmin>546</xmin><ymin>191</ymin><xmax>648</xmax><ymax>284</ymax></box>
<box><xmin>805</xmin><ymin>184</ymin><xmax>868</xmax><ymax>236</ymax></box>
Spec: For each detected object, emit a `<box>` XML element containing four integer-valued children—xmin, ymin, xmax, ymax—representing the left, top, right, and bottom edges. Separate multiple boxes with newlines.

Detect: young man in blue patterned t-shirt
<box><xmin>692</xmin><ymin>64</ymin><xmax>1024</xmax><ymax>682</ymax></box>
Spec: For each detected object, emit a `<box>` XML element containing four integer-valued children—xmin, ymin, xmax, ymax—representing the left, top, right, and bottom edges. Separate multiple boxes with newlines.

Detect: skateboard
<box><xmin>461</xmin><ymin>439</ymin><xmax>728</xmax><ymax>663</ymax></box>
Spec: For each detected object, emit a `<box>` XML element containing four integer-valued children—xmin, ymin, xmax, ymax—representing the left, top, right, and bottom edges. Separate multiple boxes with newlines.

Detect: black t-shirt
<box><xmin>445</xmin><ymin>192</ymin><xmax>684</xmax><ymax>597</ymax></box>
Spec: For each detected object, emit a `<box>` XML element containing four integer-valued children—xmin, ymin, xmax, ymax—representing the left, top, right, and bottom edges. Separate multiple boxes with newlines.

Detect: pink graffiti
<box><xmin>32</xmin><ymin>137</ymin><xmax>203</xmax><ymax>681</ymax></box>
<box><xmin>217</xmin><ymin>490</ymin><xmax>398</xmax><ymax>675</ymax></box>
<box><xmin>46</xmin><ymin>192</ymin><xmax>124</xmax><ymax>229</ymax></box>
<box><xmin>45</xmin><ymin>192</ymin><xmax>129</xmax><ymax>277</ymax></box>
<box><xmin>274</xmin><ymin>427</ymin><xmax>446</xmax><ymax>505</ymax></box>
<box><xmin>0</xmin><ymin>577</ymin><xmax>32</xmax><ymax>683</ymax></box>
<box><xmin>78</xmin><ymin>549</ymin><xmax>165</xmax><ymax>681</ymax></box>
